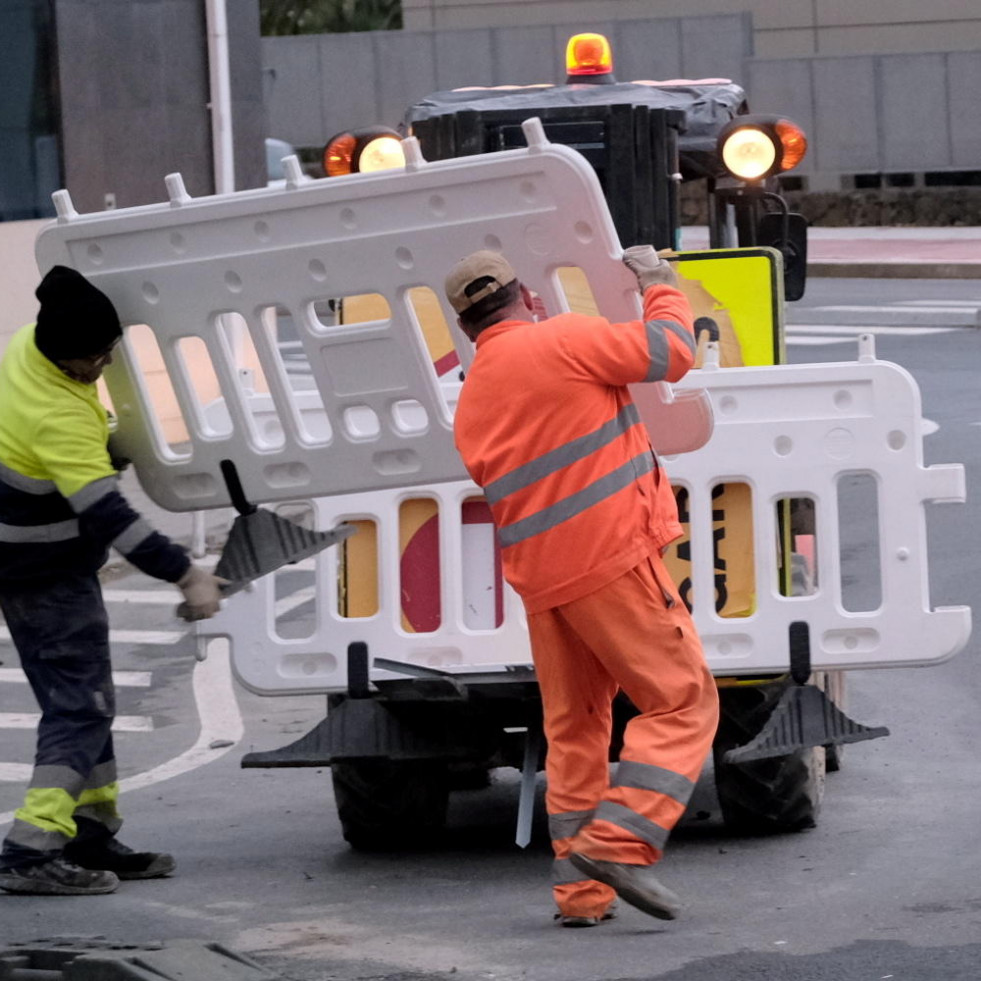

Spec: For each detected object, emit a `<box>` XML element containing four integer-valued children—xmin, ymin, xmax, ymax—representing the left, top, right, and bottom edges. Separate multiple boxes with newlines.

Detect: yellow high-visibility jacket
<box><xmin>0</xmin><ymin>325</ymin><xmax>189</xmax><ymax>585</ymax></box>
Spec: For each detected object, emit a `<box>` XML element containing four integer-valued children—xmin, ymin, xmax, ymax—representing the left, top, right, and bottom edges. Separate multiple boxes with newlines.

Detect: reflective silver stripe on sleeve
<box><xmin>0</xmin><ymin>519</ymin><xmax>79</xmax><ymax>543</ymax></box>
<box><xmin>548</xmin><ymin>809</ymin><xmax>594</xmax><ymax>841</ymax></box>
<box><xmin>644</xmin><ymin>320</ymin><xmax>696</xmax><ymax>382</ymax></box>
<box><xmin>613</xmin><ymin>760</ymin><xmax>695</xmax><ymax>806</ymax></box>
<box><xmin>484</xmin><ymin>405</ymin><xmax>641</xmax><ymax>506</ymax></box>
<box><xmin>29</xmin><ymin>764</ymin><xmax>85</xmax><ymax>795</ymax></box>
<box><xmin>111</xmin><ymin>517</ymin><xmax>155</xmax><ymax>556</ymax></box>
<box><xmin>552</xmin><ymin>857</ymin><xmax>590</xmax><ymax>885</ymax></box>
<box><xmin>68</xmin><ymin>475</ymin><xmax>119</xmax><ymax>513</ymax></box>
<box><xmin>594</xmin><ymin>800</ymin><xmax>670</xmax><ymax>850</ymax></box>
<box><xmin>498</xmin><ymin>452</ymin><xmax>654</xmax><ymax>548</ymax></box>
<box><xmin>0</xmin><ymin>460</ymin><xmax>57</xmax><ymax>494</ymax></box>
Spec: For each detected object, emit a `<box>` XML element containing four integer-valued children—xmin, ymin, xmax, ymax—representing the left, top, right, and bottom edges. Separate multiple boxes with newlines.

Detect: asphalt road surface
<box><xmin>0</xmin><ymin>278</ymin><xmax>979</xmax><ymax>980</ymax></box>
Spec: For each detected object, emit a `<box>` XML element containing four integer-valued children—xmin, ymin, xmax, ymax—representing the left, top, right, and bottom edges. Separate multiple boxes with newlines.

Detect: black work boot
<box><xmin>65</xmin><ymin>836</ymin><xmax>176</xmax><ymax>880</ymax></box>
<box><xmin>0</xmin><ymin>856</ymin><xmax>119</xmax><ymax>895</ymax></box>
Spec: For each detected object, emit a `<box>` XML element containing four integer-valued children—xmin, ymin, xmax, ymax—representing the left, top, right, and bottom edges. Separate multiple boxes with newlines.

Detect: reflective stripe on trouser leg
<box><xmin>5</xmin><ymin>764</ymin><xmax>86</xmax><ymax>855</ymax></box>
<box><xmin>0</xmin><ymin>574</ymin><xmax>119</xmax><ymax>865</ymax></box>
<box><xmin>556</xmin><ymin>552</ymin><xmax>719</xmax><ymax>865</ymax></box>
<box><xmin>549</xmin><ymin>810</ymin><xmax>616</xmax><ymax>918</ymax></box>
<box><xmin>74</xmin><ymin>759</ymin><xmax>122</xmax><ymax>840</ymax></box>
<box><xmin>528</xmin><ymin>610</ymin><xmax>619</xmax><ymax>918</ymax></box>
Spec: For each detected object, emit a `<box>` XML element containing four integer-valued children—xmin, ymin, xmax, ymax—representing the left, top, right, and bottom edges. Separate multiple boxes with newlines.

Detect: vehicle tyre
<box><xmin>713</xmin><ymin>683</ymin><xmax>825</xmax><ymax>834</ymax></box>
<box><xmin>331</xmin><ymin>759</ymin><xmax>449</xmax><ymax>852</ymax></box>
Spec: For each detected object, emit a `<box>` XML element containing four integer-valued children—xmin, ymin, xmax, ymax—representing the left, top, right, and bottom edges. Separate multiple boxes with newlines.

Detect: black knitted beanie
<box><xmin>34</xmin><ymin>265</ymin><xmax>122</xmax><ymax>361</ymax></box>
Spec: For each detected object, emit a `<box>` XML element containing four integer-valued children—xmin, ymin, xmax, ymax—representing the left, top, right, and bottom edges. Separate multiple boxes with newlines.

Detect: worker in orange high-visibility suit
<box><xmin>447</xmin><ymin>247</ymin><xmax>719</xmax><ymax>928</ymax></box>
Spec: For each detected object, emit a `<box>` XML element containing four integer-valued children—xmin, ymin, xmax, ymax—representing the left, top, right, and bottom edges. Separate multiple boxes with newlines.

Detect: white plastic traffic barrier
<box><xmin>31</xmin><ymin>119</ymin><xmax>968</xmax><ymax>692</ymax></box>
<box><xmin>34</xmin><ymin>118</ymin><xmax>710</xmax><ymax>513</ymax></box>
<box><xmin>196</xmin><ymin>337</ymin><xmax>969</xmax><ymax>695</ymax></box>
<box><xmin>666</xmin><ymin>336</ymin><xmax>969</xmax><ymax>675</ymax></box>
<box><xmin>211</xmin><ymin>480</ymin><xmax>531</xmax><ymax>696</ymax></box>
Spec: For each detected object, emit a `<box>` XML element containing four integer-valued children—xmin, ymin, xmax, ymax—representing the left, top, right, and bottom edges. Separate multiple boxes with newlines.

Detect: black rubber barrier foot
<box><xmin>0</xmin><ymin>939</ymin><xmax>279</xmax><ymax>980</ymax></box>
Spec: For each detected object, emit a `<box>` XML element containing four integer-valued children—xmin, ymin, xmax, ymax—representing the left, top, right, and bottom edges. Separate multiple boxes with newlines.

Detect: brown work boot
<box><xmin>0</xmin><ymin>856</ymin><xmax>119</xmax><ymax>895</ymax></box>
<box><xmin>569</xmin><ymin>853</ymin><xmax>681</xmax><ymax>921</ymax></box>
<box><xmin>65</xmin><ymin>836</ymin><xmax>175</xmax><ymax>880</ymax></box>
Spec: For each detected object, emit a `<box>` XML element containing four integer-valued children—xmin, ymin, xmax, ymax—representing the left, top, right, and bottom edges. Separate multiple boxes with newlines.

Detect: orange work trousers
<box><xmin>526</xmin><ymin>550</ymin><xmax>719</xmax><ymax>919</ymax></box>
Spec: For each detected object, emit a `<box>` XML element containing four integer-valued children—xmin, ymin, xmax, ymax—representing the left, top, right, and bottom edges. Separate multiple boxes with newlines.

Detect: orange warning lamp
<box><xmin>565</xmin><ymin>33</ymin><xmax>616</xmax><ymax>85</ymax></box>
<box><xmin>718</xmin><ymin>115</ymin><xmax>808</xmax><ymax>181</ymax></box>
<box><xmin>323</xmin><ymin>127</ymin><xmax>406</xmax><ymax>177</ymax></box>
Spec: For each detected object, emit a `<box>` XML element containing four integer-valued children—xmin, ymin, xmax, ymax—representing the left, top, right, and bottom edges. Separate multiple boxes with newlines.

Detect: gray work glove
<box><xmin>176</xmin><ymin>564</ymin><xmax>224</xmax><ymax>622</ymax></box>
<box><xmin>622</xmin><ymin>244</ymin><xmax>678</xmax><ymax>290</ymax></box>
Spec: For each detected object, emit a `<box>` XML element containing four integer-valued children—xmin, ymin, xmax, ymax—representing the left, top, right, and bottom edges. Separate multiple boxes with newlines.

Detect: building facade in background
<box><xmin>0</xmin><ymin>0</ymin><xmax>266</xmax><ymax>224</ymax></box>
<box><xmin>1</xmin><ymin>0</ymin><xmax>60</xmax><ymax>222</ymax></box>
<box><xmin>402</xmin><ymin>0</ymin><xmax>981</xmax><ymax>58</ymax></box>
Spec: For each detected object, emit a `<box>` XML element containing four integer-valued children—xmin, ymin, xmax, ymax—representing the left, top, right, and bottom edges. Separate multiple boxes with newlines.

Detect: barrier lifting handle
<box><xmin>220</xmin><ymin>458</ymin><xmax>257</xmax><ymax>516</ymax></box>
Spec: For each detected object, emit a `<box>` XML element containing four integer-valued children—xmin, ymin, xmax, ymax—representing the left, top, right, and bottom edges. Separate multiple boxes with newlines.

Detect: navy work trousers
<box><xmin>0</xmin><ymin>572</ymin><xmax>118</xmax><ymax>868</ymax></box>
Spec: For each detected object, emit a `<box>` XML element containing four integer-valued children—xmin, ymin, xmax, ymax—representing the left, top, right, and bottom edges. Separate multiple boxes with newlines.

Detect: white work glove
<box><xmin>175</xmin><ymin>564</ymin><xmax>225</xmax><ymax>622</ymax></box>
<box><xmin>622</xmin><ymin>244</ymin><xmax>678</xmax><ymax>290</ymax></box>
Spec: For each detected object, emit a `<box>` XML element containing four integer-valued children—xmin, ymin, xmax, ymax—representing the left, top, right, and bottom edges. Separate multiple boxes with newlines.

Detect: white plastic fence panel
<box><xmin>199</xmin><ymin>344</ymin><xmax>970</xmax><ymax>695</ymax></box>
<box><xmin>33</xmin><ymin>119</ymin><xmax>701</xmax><ymax>513</ymax></box>
<box><xmin>204</xmin><ymin>481</ymin><xmax>531</xmax><ymax>697</ymax></box>
<box><xmin>665</xmin><ymin>342</ymin><xmax>970</xmax><ymax>674</ymax></box>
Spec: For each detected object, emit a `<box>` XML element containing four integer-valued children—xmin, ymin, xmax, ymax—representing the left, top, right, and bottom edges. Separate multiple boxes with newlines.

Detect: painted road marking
<box><xmin>116</xmin><ymin>642</ymin><xmax>242</xmax><ymax>793</ymax></box>
<box><xmin>0</xmin><ymin>764</ymin><xmax>31</xmax><ymax>782</ymax></box>
<box><xmin>103</xmin><ymin>589</ymin><xmax>183</xmax><ymax>604</ymax></box>
<box><xmin>898</xmin><ymin>299</ymin><xmax>981</xmax><ymax>307</ymax></box>
<box><xmin>0</xmin><ymin>713</ymin><xmax>154</xmax><ymax>732</ymax></box>
<box><xmin>0</xmin><ymin>668</ymin><xmax>151</xmax><ymax>687</ymax></box>
<box><xmin>789</xmin><ymin>305</ymin><xmax>979</xmax><ymax>327</ymax></box>
<box><xmin>0</xmin><ymin>626</ymin><xmax>183</xmax><ymax>645</ymax></box>
<box><xmin>788</xmin><ymin>324</ymin><xmax>964</xmax><ymax>335</ymax></box>
<box><xmin>275</xmin><ymin>585</ymin><xmax>317</xmax><ymax>618</ymax></box>
<box><xmin>0</xmin><ymin>643</ymin><xmax>243</xmax><ymax>826</ymax></box>
<box><xmin>787</xmin><ymin>325</ymin><xmax>964</xmax><ymax>345</ymax></box>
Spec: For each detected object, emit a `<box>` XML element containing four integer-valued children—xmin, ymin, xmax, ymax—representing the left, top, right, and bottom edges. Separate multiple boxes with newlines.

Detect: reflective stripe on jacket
<box><xmin>453</xmin><ymin>283</ymin><xmax>695</xmax><ymax>613</ymax></box>
<box><xmin>0</xmin><ymin>325</ymin><xmax>189</xmax><ymax>584</ymax></box>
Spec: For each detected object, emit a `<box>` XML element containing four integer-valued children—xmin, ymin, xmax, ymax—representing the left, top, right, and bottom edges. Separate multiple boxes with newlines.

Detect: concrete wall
<box><xmin>0</xmin><ymin>221</ymin><xmax>47</xmax><ymax>351</ymax></box>
<box><xmin>748</xmin><ymin>49</ymin><xmax>981</xmax><ymax>179</ymax></box>
<box><xmin>54</xmin><ymin>0</ymin><xmax>266</xmax><ymax>215</ymax></box>
<box><xmin>402</xmin><ymin>0</ymin><xmax>981</xmax><ymax>59</ymax></box>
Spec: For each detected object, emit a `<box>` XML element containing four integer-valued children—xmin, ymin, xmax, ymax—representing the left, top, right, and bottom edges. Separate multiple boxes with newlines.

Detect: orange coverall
<box><xmin>454</xmin><ymin>283</ymin><xmax>719</xmax><ymax>918</ymax></box>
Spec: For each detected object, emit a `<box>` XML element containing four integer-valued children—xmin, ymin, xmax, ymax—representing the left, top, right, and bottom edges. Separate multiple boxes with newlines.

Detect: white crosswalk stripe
<box><xmin>789</xmin><ymin>298</ymin><xmax>981</xmax><ymax>328</ymax></box>
<box><xmin>0</xmin><ymin>626</ymin><xmax>183</xmax><ymax>646</ymax></box>
<box><xmin>787</xmin><ymin>324</ymin><xmax>967</xmax><ymax>346</ymax></box>
<box><xmin>0</xmin><ymin>668</ymin><xmax>151</xmax><ymax>687</ymax></box>
<box><xmin>0</xmin><ymin>713</ymin><xmax>153</xmax><ymax>732</ymax></box>
<box><xmin>0</xmin><ymin>588</ymin><xmax>181</xmax><ymax>785</ymax></box>
<box><xmin>0</xmin><ymin>763</ymin><xmax>32</xmax><ymax>782</ymax></box>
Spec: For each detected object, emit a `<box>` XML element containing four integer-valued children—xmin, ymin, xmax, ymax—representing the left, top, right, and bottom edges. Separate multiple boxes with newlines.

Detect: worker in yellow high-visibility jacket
<box><xmin>0</xmin><ymin>266</ymin><xmax>223</xmax><ymax>897</ymax></box>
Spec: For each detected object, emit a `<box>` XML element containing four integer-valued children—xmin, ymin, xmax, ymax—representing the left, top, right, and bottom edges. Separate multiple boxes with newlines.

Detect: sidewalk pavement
<box><xmin>680</xmin><ymin>226</ymin><xmax>981</xmax><ymax>279</ymax></box>
<box><xmin>115</xmin><ymin>223</ymin><xmax>981</xmax><ymax>563</ymax></box>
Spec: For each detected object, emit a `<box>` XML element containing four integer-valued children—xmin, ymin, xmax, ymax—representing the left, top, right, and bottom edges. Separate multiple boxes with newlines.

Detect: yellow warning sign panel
<box><xmin>670</xmin><ymin>247</ymin><xmax>785</xmax><ymax>368</ymax></box>
<box><xmin>661</xmin><ymin>247</ymin><xmax>785</xmax><ymax>616</ymax></box>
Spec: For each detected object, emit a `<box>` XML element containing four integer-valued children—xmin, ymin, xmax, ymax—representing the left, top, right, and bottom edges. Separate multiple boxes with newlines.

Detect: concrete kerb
<box><xmin>809</xmin><ymin>262</ymin><xmax>981</xmax><ymax>280</ymax></box>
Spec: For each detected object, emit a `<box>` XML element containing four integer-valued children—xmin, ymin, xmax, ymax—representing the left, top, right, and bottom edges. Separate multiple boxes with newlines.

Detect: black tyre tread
<box><xmin>331</xmin><ymin>760</ymin><xmax>449</xmax><ymax>852</ymax></box>
<box><xmin>713</xmin><ymin>683</ymin><xmax>824</xmax><ymax>835</ymax></box>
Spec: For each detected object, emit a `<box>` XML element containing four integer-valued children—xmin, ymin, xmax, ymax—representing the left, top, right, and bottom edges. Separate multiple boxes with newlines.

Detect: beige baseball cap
<box><xmin>444</xmin><ymin>250</ymin><xmax>517</xmax><ymax>314</ymax></box>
